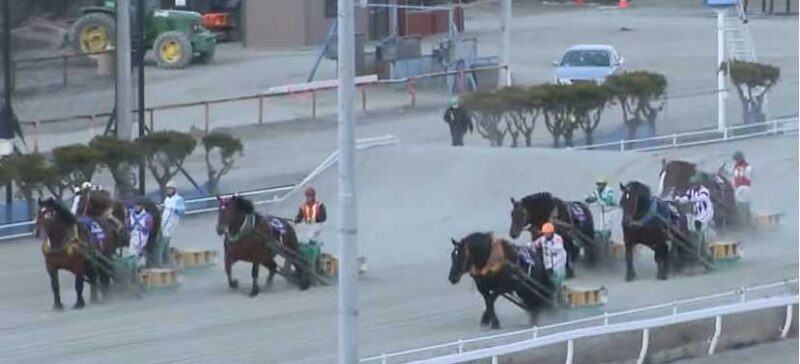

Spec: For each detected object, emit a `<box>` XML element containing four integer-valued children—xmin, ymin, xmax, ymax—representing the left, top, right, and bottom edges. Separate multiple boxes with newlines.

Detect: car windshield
<box><xmin>560</xmin><ymin>50</ymin><xmax>611</xmax><ymax>67</ymax></box>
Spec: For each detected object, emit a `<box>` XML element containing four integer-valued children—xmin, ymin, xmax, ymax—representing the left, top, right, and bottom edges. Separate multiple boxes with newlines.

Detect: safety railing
<box><xmin>11</xmin><ymin>49</ymin><xmax>115</xmax><ymax>92</ymax></box>
<box><xmin>359</xmin><ymin>279</ymin><xmax>798</xmax><ymax>364</ymax></box>
<box><xmin>569</xmin><ymin>116</ymin><xmax>798</xmax><ymax>152</ymax></box>
<box><xmin>0</xmin><ymin>134</ymin><xmax>399</xmax><ymax>242</ymax></box>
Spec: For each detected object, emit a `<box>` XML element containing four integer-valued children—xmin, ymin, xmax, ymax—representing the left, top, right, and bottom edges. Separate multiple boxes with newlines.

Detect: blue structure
<box><xmin>705</xmin><ymin>0</ymin><xmax>739</xmax><ymax>6</ymax></box>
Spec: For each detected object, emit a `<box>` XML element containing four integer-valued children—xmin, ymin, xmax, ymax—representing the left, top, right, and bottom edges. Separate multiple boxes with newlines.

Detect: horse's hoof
<box><xmin>249</xmin><ymin>289</ymin><xmax>259</xmax><ymax>297</ymax></box>
<box><xmin>73</xmin><ymin>301</ymin><xmax>85</xmax><ymax>310</ymax></box>
<box><xmin>657</xmin><ymin>274</ymin><xmax>668</xmax><ymax>281</ymax></box>
<box><xmin>490</xmin><ymin>320</ymin><xmax>501</xmax><ymax>330</ymax></box>
<box><xmin>625</xmin><ymin>274</ymin><xmax>636</xmax><ymax>282</ymax></box>
<box><xmin>229</xmin><ymin>280</ymin><xmax>239</xmax><ymax>289</ymax></box>
<box><xmin>53</xmin><ymin>303</ymin><xmax>64</xmax><ymax>311</ymax></box>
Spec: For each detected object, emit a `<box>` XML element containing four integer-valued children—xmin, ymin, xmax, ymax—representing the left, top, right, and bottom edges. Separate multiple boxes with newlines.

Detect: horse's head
<box><xmin>216</xmin><ymin>195</ymin><xmax>254</xmax><ymax>236</ymax></box>
<box><xmin>448</xmin><ymin>237</ymin><xmax>469</xmax><ymax>284</ymax></box>
<box><xmin>659</xmin><ymin>159</ymin><xmax>696</xmax><ymax>199</ymax></box>
<box><xmin>35</xmin><ymin>197</ymin><xmax>76</xmax><ymax>242</ymax></box>
<box><xmin>509</xmin><ymin>197</ymin><xmax>530</xmax><ymax>239</ymax></box>
<box><xmin>619</xmin><ymin>181</ymin><xmax>650</xmax><ymax>222</ymax></box>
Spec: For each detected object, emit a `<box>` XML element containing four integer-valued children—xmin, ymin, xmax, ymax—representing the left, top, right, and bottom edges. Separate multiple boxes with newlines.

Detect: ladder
<box><xmin>723</xmin><ymin>2</ymin><xmax>757</xmax><ymax>62</ymax></box>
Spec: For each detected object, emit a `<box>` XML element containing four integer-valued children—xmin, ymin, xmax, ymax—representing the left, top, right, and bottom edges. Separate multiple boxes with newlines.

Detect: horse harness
<box><xmin>468</xmin><ymin>238</ymin><xmax>508</xmax><ymax>277</ymax></box>
<box><xmin>41</xmin><ymin>224</ymin><xmax>81</xmax><ymax>257</ymax></box>
<box><xmin>225</xmin><ymin>213</ymin><xmax>286</xmax><ymax>246</ymax></box>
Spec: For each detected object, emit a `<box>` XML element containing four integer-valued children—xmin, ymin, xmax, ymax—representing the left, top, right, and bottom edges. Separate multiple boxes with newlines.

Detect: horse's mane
<box><xmin>41</xmin><ymin>198</ymin><xmax>77</xmax><ymax>225</ymax></box>
<box><xmin>231</xmin><ymin>196</ymin><xmax>255</xmax><ymax>214</ymax></box>
<box><xmin>521</xmin><ymin>192</ymin><xmax>556</xmax><ymax>210</ymax></box>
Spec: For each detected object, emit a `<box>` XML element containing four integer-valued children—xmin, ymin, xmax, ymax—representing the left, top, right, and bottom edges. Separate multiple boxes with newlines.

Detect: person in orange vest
<box><xmin>529</xmin><ymin>222</ymin><xmax>569</xmax><ymax>282</ymax></box>
<box><xmin>730</xmin><ymin>151</ymin><xmax>753</xmax><ymax>225</ymax></box>
<box><xmin>294</xmin><ymin>186</ymin><xmax>327</xmax><ymax>244</ymax></box>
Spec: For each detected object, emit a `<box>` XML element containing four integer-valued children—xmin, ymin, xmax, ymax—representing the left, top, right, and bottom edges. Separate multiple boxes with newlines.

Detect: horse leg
<box><xmin>73</xmin><ymin>273</ymin><xmax>86</xmax><ymax>309</ymax></box>
<box><xmin>486</xmin><ymin>293</ymin><xmax>501</xmax><ymax>329</ymax></box>
<box><xmin>655</xmin><ymin>243</ymin><xmax>670</xmax><ymax>280</ymax></box>
<box><xmin>98</xmin><ymin>263</ymin><xmax>112</xmax><ymax>301</ymax></box>
<box><xmin>85</xmin><ymin>263</ymin><xmax>99</xmax><ymax>303</ymax></box>
<box><xmin>48</xmin><ymin>267</ymin><xmax>64</xmax><ymax>311</ymax></box>
<box><xmin>564</xmin><ymin>239</ymin><xmax>576</xmax><ymax>279</ymax></box>
<box><xmin>249</xmin><ymin>263</ymin><xmax>260</xmax><ymax>297</ymax></box>
<box><xmin>263</xmin><ymin>259</ymin><xmax>277</xmax><ymax>288</ymax></box>
<box><xmin>625</xmin><ymin>243</ymin><xmax>636</xmax><ymax>282</ymax></box>
<box><xmin>475</xmin><ymin>281</ymin><xmax>491</xmax><ymax>327</ymax></box>
<box><xmin>225</xmin><ymin>251</ymin><xmax>238</xmax><ymax>289</ymax></box>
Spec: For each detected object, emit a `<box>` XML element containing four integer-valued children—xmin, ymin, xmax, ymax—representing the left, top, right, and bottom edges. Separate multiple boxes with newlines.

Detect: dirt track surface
<box><xmin>0</xmin><ymin>135</ymin><xmax>795</xmax><ymax>364</ymax></box>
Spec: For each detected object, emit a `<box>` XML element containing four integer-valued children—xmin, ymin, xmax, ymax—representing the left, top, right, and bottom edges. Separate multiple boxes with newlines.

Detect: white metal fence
<box><xmin>570</xmin><ymin>116</ymin><xmax>798</xmax><ymax>152</ymax></box>
<box><xmin>0</xmin><ymin>135</ymin><xmax>399</xmax><ymax>242</ymax></box>
<box><xmin>359</xmin><ymin>279</ymin><xmax>798</xmax><ymax>364</ymax></box>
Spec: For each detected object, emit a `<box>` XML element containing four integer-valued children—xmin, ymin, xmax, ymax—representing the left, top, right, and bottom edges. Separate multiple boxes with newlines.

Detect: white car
<box><xmin>553</xmin><ymin>45</ymin><xmax>624</xmax><ymax>85</ymax></box>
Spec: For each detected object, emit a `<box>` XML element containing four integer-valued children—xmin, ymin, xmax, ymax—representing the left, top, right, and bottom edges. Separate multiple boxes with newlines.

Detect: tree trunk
<box><xmin>551</xmin><ymin>134</ymin><xmax>561</xmax><ymax>148</ymax></box>
<box><xmin>523</xmin><ymin>133</ymin><xmax>532</xmax><ymax>147</ymax></box>
<box><xmin>585</xmin><ymin>131</ymin><xmax>593</xmax><ymax>146</ymax></box>
<box><xmin>207</xmin><ymin>178</ymin><xmax>220</xmax><ymax>195</ymax></box>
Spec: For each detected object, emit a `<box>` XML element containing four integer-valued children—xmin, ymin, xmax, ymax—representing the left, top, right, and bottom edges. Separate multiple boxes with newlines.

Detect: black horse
<box><xmin>509</xmin><ymin>193</ymin><xmax>596</xmax><ymax>275</ymax></box>
<box><xmin>618</xmin><ymin>181</ymin><xmax>693</xmax><ymax>282</ymax></box>
<box><xmin>448</xmin><ymin>232</ymin><xmax>552</xmax><ymax>329</ymax></box>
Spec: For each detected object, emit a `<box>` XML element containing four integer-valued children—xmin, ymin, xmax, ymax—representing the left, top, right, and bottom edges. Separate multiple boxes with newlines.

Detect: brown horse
<box><xmin>215</xmin><ymin>195</ymin><xmax>310</xmax><ymax>296</ymax></box>
<box><xmin>619</xmin><ymin>181</ymin><xmax>694</xmax><ymax>282</ymax></box>
<box><xmin>659</xmin><ymin>159</ymin><xmax>740</xmax><ymax>230</ymax></box>
<box><xmin>36</xmin><ymin>198</ymin><xmax>119</xmax><ymax>310</ymax></box>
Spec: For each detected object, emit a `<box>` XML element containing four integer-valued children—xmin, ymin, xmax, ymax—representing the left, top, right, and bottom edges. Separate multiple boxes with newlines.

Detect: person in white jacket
<box><xmin>676</xmin><ymin>175</ymin><xmax>715</xmax><ymax>234</ymax></box>
<box><xmin>529</xmin><ymin>222</ymin><xmax>568</xmax><ymax>283</ymax></box>
<box><xmin>158</xmin><ymin>180</ymin><xmax>185</xmax><ymax>267</ymax></box>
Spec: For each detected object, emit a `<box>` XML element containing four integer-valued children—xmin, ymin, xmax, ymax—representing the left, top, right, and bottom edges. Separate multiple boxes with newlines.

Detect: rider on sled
<box><xmin>584</xmin><ymin>176</ymin><xmax>619</xmax><ymax>242</ymax></box>
<box><xmin>294</xmin><ymin>187</ymin><xmax>327</xmax><ymax>245</ymax></box>
<box><xmin>529</xmin><ymin>223</ymin><xmax>568</xmax><ymax>286</ymax></box>
<box><xmin>676</xmin><ymin>175</ymin><xmax>715</xmax><ymax>244</ymax></box>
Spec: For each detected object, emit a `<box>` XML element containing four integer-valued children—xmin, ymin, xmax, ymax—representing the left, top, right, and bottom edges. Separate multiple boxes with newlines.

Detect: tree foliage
<box><xmin>721</xmin><ymin>60</ymin><xmax>780</xmax><ymax>124</ymax></box>
<box><xmin>5</xmin><ymin>153</ymin><xmax>59</xmax><ymax>204</ymax></box>
<box><xmin>137</xmin><ymin>131</ymin><xmax>197</xmax><ymax>195</ymax></box>
<box><xmin>52</xmin><ymin>144</ymin><xmax>102</xmax><ymax>191</ymax></box>
<box><xmin>463</xmin><ymin>90</ymin><xmax>508</xmax><ymax>147</ymax></box>
<box><xmin>570</xmin><ymin>83</ymin><xmax>612</xmax><ymax>145</ymax></box>
<box><xmin>202</xmin><ymin>132</ymin><xmax>244</xmax><ymax>194</ymax></box>
<box><xmin>90</xmin><ymin>136</ymin><xmax>143</xmax><ymax>198</ymax></box>
<box><xmin>605</xmin><ymin>71</ymin><xmax>667</xmax><ymax>139</ymax></box>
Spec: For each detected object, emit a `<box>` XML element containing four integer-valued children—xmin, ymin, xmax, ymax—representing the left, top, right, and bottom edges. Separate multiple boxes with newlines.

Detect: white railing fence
<box><xmin>570</xmin><ymin>116</ymin><xmax>798</xmax><ymax>152</ymax></box>
<box><xmin>359</xmin><ymin>279</ymin><xmax>798</xmax><ymax>364</ymax></box>
<box><xmin>0</xmin><ymin>135</ymin><xmax>399</xmax><ymax>242</ymax></box>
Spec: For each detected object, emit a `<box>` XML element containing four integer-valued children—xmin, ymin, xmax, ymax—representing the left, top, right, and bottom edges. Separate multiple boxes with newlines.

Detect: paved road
<box><xmin>674</xmin><ymin>338</ymin><xmax>798</xmax><ymax>364</ymax></box>
<box><xmin>0</xmin><ymin>136</ymin><xmax>795</xmax><ymax>363</ymax></box>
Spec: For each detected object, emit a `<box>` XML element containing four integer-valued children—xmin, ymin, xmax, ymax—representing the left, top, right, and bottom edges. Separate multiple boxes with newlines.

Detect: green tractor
<box><xmin>68</xmin><ymin>0</ymin><xmax>216</xmax><ymax>69</ymax></box>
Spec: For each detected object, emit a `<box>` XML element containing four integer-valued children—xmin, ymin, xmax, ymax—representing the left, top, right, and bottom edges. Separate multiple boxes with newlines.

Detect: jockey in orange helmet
<box><xmin>294</xmin><ymin>186</ymin><xmax>327</xmax><ymax>244</ymax></box>
<box><xmin>529</xmin><ymin>222</ymin><xmax>568</xmax><ymax>281</ymax></box>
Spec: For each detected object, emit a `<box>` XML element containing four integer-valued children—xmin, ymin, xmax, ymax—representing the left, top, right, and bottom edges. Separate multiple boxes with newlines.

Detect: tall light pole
<box><xmin>716</xmin><ymin>8</ymin><xmax>727</xmax><ymax>132</ymax></box>
<box><xmin>116</xmin><ymin>0</ymin><xmax>133</xmax><ymax>141</ymax></box>
<box><xmin>337</xmin><ymin>0</ymin><xmax>358</xmax><ymax>363</ymax></box>
<box><xmin>499</xmin><ymin>0</ymin><xmax>512</xmax><ymax>87</ymax></box>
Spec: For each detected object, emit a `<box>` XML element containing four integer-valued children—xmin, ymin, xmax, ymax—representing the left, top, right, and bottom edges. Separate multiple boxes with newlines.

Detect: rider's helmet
<box><xmin>595</xmin><ymin>176</ymin><xmax>608</xmax><ymax>185</ymax></box>
<box><xmin>80</xmin><ymin>181</ymin><xmax>92</xmax><ymax>191</ymax></box>
<box><xmin>689</xmin><ymin>174</ymin><xmax>703</xmax><ymax>185</ymax></box>
<box><xmin>304</xmin><ymin>186</ymin><xmax>316</xmax><ymax>197</ymax></box>
<box><xmin>541</xmin><ymin>222</ymin><xmax>555</xmax><ymax>235</ymax></box>
<box><xmin>449</xmin><ymin>96</ymin><xmax>460</xmax><ymax>107</ymax></box>
<box><xmin>733</xmin><ymin>150</ymin><xmax>744</xmax><ymax>162</ymax></box>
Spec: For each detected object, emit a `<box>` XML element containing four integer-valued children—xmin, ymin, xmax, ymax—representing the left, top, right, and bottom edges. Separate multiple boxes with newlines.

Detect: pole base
<box><xmin>358</xmin><ymin>256</ymin><xmax>367</xmax><ymax>274</ymax></box>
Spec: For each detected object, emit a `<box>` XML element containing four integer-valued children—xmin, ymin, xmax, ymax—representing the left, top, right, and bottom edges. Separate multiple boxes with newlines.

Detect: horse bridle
<box><xmin>38</xmin><ymin>206</ymin><xmax>80</xmax><ymax>255</ymax></box>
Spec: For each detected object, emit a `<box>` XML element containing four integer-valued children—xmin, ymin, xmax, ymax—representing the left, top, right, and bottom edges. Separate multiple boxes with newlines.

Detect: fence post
<box><xmin>457</xmin><ymin>339</ymin><xmax>464</xmax><ymax>353</ymax></box>
<box><xmin>740</xmin><ymin>286</ymin><xmax>747</xmax><ymax>303</ymax></box>
<box><xmin>361</xmin><ymin>86</ymin><xmax>367</xmax><ymax>112</ymax></box>
<box><xmin>148</xmin><ymin>109</ymin><xmax>154</xmax><ymax>131</ymax></box>
<box><xmin>772</xmin><ymin>119</ymin><xmax>779</xmax><ymax>135</ymax></box>
<box><xmin>532</xmin><ymin>326</ymin><xmax>539</xmax><ymax>338</ymax></box>
<box><xmin>636</xmin><ymin>328</ymin><xmax>650</xmax><ymax>364</ymax></box>
<box><xmin>619</xmin><ymin>140</ymin><xmax>625</xmax><ymax>152</ymax></box>
<box><xmin>565</xmin><ymin>339</ymin><xmax>574</xmax><ymax>364</ymax></box>
<box><xmin>380</xmin><ymin>353</ymin><xmax>387</xmax><ymax>364</ymax></box>
<box><xmin>62</xmin><ymin>55</ymin><xmax>68</xmax><ymax>86</ymax></box>
<box><xmin>708</xmin><ymin>315</ymin><xmax>722</xmax><ymax>354</ymax></box>
<box><xmin>408</xmin><ymin>77</ymin><xmax>417</xmax><ymax>107</ymax></box>
<box><xmin>603</xmin><ymin>312</ymin><xmax>609</xmax><ymax>326</ymax></box>
<box><xmin>672</xmin><ymin>133</ymin><xmax>677</xmax><ymax>147</ymax></box>
<box><xmin>203</xmin><ymin>102</ymin><xmax>210</xmax><ymax>134</ymax></box>
<box><xmin>781</xmin><ymin>304</ymin><xmax>793</xmax><ymax>339</ymax></box>
<box><xmin>258</xmin><ymin>94</ymin><xmax>264</xmax><ymax>124</ymax></box>
<box><xmin>491</xmin><ymin>355</ymin><xmax>499</xmax><ymax>364</ymax></box>
<box><xmin>672</xmin><ymin>300</ymin><xmax>678</xmax><ymax>315</ymax></box>
<box><xmin>89</xmin><ymin>114</ymin><xmax>96</xmax><ymax>138</ymax></box>
<box><xmin>312</xmin><ymin>90</ymin><xmax>317</xmax><ymax>119</ymax></box>
<box><xmin>723</xmin><ymin>127</ymin><xmax>728</xmax><ymax>140</ymax></box>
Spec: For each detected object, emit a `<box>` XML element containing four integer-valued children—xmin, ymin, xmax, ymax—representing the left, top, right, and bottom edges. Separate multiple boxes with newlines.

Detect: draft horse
<box><xmin>509</xmin><ymin>192</ymin><xmax>596</xmax><ymax>275</ymax></box>
<box><xmin>216</xmin><ymin>195</ymin><xmax>310</xmax><ymax>296</ymax></box>
<box><xmin>659</xmin><ymin>159</ymin><xmax>739</xmax><ymax>230</ymax></box>
<box><xmin>36</xmin><ymin>198</ymin><xmax>120</xmax><ymax>310</ymax></box>
<box><xmin>449</xmin><ymin>232</ymin><xmax>552</xmax><ymax>329</ymax></box>
<box><xmin>618</xmin><ymin>181</ymin><xmax>694</xmax><ymax>282</ymax></box>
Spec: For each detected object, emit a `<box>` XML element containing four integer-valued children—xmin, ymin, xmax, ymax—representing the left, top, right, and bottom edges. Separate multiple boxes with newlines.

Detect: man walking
<box><xmin>443</xmin><ymin>96</ymin><xmax>473</xmax><ymax>146</ymax></box>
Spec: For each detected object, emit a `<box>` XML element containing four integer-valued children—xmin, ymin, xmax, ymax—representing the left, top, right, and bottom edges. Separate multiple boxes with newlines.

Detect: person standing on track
<box><xmin>443</xmin><ymin>96</ymin><xmax>473</xmax><ymax>147</ymax></box>
<box><xmin>676</xmin><ymin>175</ymin><xmax>715</xmax><ymax>239</ymax></box>
<box><xmin>730</xmin><ymin>150</ymin><xmax>753</xmax><ymax>225</ymax></box>
<box><xmin>127</xmin><ymin>199</ymin><xmax>154</xmax><ymax>264</ymax></box>
<box><xmin>584</xmin><ymin>176</ymin><xmax>620</xmax><ymax>242</ymax></box>
<box><xmin>158</xmin><ymin>180</ymin><xmax>185</xmax><ymax>267</ymax></box>
<box><xmin>294</xmin><ymin>187</ymin><xmax>327</xmax><ymax>245</ymax></box>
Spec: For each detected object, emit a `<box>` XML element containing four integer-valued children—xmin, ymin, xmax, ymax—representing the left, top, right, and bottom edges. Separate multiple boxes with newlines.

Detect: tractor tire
<box><xmin>153</xmin><ymin>31</ymin><xmax>193</xmax><ymax>69</ymax></box>
<box><xmin>68</xmin><ymin>12</ymin><xmax>116</xmax><ymax>57</ymax></box>
<box><xmin>193</xmin><ymin>45</ymin><xmax>215</xmax><ymax>65</ymax></box>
